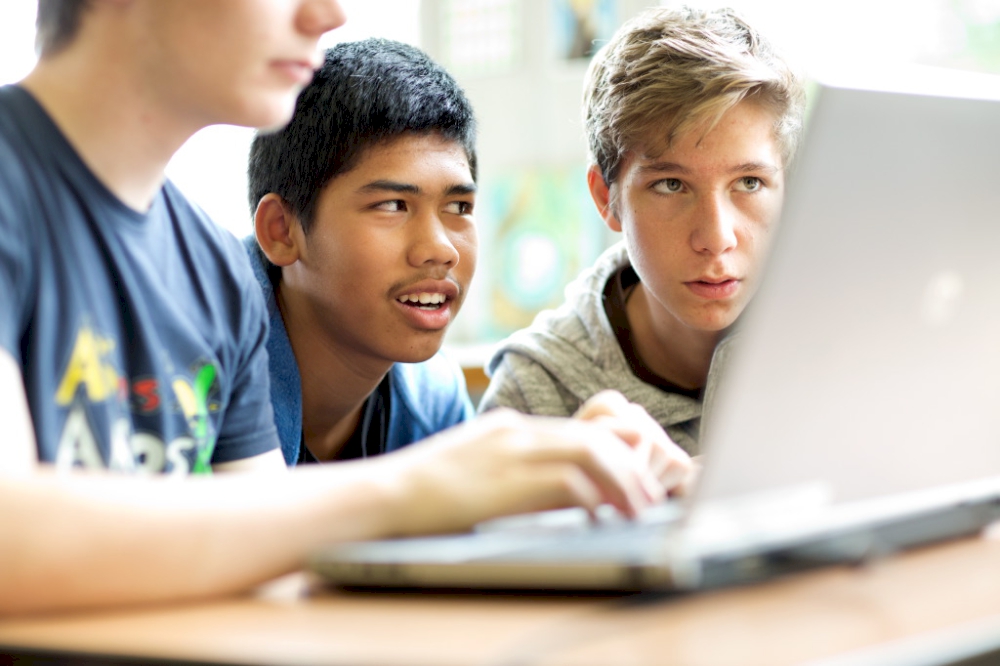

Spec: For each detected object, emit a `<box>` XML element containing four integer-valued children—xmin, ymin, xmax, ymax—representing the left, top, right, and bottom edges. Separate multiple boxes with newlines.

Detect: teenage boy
<box><xmin>246</xmin><ymin>39</ymin><xmax>475</xmax><ymax>465</ymax></box>
<box><xmin>480</xmin><ymin>6</ymin><xmax>806</xmax><ymax>454</ymax></box>
<box><xmin>0</xmin><ymin>0</ymin><xmax>686</xmax><ymax>614</ymax></box>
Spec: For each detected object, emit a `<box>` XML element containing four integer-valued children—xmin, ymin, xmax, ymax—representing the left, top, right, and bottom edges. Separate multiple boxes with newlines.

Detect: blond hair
<box><xmin>584</xmin><ymin>6</ymin><xmax>805</xmax><ymax>186</ymax></box>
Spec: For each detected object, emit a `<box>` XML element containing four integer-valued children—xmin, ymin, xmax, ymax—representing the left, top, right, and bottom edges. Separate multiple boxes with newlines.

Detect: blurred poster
<box><xmin>552</xmin><ymin>0</ymin><xmax>619</xmax><ymax>60</ymax></box>
<box><xmin>473</xmin><ymin>164</ymin><xmax>615</xmax><ymax>340</ymax></box>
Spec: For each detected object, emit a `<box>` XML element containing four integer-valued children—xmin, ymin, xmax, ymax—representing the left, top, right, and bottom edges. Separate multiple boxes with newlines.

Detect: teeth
<box><xmin>397</xmin><ymin>293</ymin><xmax>446</xmax><ymax>305</ymax></box>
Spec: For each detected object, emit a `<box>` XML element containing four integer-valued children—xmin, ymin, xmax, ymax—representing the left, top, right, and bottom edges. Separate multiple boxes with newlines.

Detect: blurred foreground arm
<box><xmin>0</xmin><ymin>351</ymin><xmax>662</xmax><ymax>615</ymax></box>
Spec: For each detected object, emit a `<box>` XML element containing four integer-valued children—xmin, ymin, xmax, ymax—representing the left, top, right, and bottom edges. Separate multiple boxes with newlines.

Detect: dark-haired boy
<box><xmin>246</xmin><ymin>38</ymin><xmax>476</xmax><ymax>465</ymax></box>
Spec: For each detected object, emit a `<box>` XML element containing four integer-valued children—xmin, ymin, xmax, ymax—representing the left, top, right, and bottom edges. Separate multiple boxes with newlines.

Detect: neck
<box><xmin>21</xmin><ymin>47</ymin><xmax>204</xmax><ymax>212</ymax></box>
<box><xmin>277</xmin><ymin>284</ymin><xmax>392</xmax><ymax>462</ymax></box>
<box><xmin>626</xmin><ymin>283</ymin><xmax>723</xmax><ymax>390</ymax></box>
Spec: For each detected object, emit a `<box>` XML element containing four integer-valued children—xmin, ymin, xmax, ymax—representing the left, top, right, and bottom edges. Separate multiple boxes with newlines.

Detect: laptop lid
<box><xmin>689</xmin><ymin>65</ymin><xmax>1000</xmax><ymax>543</ymax></box>
<box><xmin>310</xmin><ymin>67</ymin><xmax>1000</xmax><ymax>591</ymax></box>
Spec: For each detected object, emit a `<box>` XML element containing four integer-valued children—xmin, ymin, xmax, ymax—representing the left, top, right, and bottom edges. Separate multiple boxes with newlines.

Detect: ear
<box><xmin>253</xmin><ymin>193</ymin><xmax>301</xmax><ymax>268</ymax></box>
<box><xmin>586</xmin><ymin>164</ymin><xmax>622</xmax><ymax>233</ymax></box>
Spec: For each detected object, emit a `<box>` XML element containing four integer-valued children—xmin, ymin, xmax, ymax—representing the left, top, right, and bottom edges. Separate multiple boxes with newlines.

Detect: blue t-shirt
<box><xmin>0</xmin><ymin>85</ymin><xmax>279</xmax><ymax>473</ymax></box>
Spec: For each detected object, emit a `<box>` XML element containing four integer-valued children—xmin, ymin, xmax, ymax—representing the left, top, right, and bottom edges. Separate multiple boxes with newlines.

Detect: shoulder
<box><xmin>478</xmin><ymin>244</ymin><xmax>635</xmax><ymax>414</ymax></box>
<box><xmin>160</xmin><ymin>183</ymin><xmax>258</xmax><ymax>290</ymax></box>
<box><xmin>391</xmin><ymin>351</ymin><xmax>469</xmax><ymax>406</ymax></box>
<box><xmin>388</xmin><ymin>352</ymin><xmax>473</xmax><ymax>440</ymax></box>
<box><xmin>479</xmin><ymin>349</ymin><xmax>578</xmax><ymax>416</ymax></box>
<box><xmin>0</xmin><ymin>86</ymin><xmax>38</xmax><ymax>153</ymax></box>
<box><xmin>562</xmin><ymin>240</ymin><xmax>631</xmax><ymax>305</ymax></box>
<box><xmin>0</xmin><ymin>88</ymin><xmax>59</xmax><ymax>306</ymax></box>
<box><xmin>488</xmin><ymin>241</ymin><xmax>631</xmax><ymax>372</ymax></box>
<box><xmin>158</xmin><ymin>184</ymin><xmax>270</xmax><ymax>364</ymax></box>
<box><xmin>0</xmin><ymin>88</ymin><xmax>50</xmax><ymax>223</ymax></box>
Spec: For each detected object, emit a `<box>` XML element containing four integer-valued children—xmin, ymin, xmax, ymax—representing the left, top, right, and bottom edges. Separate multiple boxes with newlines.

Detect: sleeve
<box><xmin>477</xmin><ymin>352</ymin><xmax>577</xmax><ymax>417</ymax></box>
<box><xmin>209</xmin><ymin>248</ymin><xmax>280</xmax><ymax>464</ymax></box>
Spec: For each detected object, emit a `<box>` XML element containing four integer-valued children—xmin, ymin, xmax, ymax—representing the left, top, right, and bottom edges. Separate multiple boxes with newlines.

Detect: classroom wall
<box><xmin>424</xmin><ymin>0</ymin><xmax>1000</xmax><ymax>353</ymax></box>
<box><xmin>2</xmin><ymin>0</ymin><xmax>997</xmax><ymax>361</ymax></box>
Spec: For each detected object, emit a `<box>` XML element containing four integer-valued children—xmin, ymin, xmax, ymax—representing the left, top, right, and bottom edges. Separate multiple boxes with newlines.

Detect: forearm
<box><xmin>0</xmin><ymin>463</ymin><xmax>401</xmax><ymax>615</ymax></box>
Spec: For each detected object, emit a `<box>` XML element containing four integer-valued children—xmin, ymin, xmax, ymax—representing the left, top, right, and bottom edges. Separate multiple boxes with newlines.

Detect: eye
<box><xmin>652</xmin><ymin>178</ymin><xmax>684</xmax><ymax>194</ymax></box>
<box><xmin>444</xmin><ymin>200</ymin><xmax>474</xmax><ymax>215</ymax></box>
<box><xmin>373</xmin><ymin>200</ymin><xmax>407</xmax><ymax>212</ymax></box>
<box><xmin>372</xmin><ymin>199</ymin><xmax>406</xmax><ymax>213</ymax></box>
<box><xmin>736</xmin><ymin>176</ymin><xmax>763</xmax><ymax>192</ymax></box>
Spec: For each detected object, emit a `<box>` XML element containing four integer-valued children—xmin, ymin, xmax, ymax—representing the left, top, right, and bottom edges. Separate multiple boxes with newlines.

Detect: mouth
<box><xmin>392</xmin><ymin>279</ymin><xmax>461</xmax><ymax>331</ymax></box>
<box><xmin>693</xmin><ymin>276</ymin><xmax>738</xmax><ymax>285</ymax></box>
<box><xmin>271</xmin><ymin>59</ymin><xmax>318</xmax><ymax>85</ymax></box>
<box><xmin>395</xmin><ymin>292</ymin><xmax>450</xmax><ymax>311</ymax></box>
<box><xmin>685</xmin><ymin>277</ymin><xmax>740</xmax><ymax>300</ymax></box>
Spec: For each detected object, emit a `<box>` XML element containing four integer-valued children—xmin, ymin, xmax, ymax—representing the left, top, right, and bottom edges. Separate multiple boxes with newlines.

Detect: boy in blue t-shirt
<box><xmin>0</xmin><ymin>0</ymin><xmax>686</xmax><ymax>614</ymax></box>
<box><xmin>245</xmin><ymin>39</ymin><xmax>476</xmax><ymax>466</ymax></box>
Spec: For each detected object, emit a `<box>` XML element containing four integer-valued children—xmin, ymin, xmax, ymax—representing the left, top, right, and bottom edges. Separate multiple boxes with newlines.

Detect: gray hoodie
<box><xmin>479</xmin><ymin>242</ymin><xmax>732</xmax><ymax>456</ymax></box>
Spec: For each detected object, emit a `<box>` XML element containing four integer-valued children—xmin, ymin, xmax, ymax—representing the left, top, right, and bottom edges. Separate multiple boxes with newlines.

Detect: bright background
<box><xmin>2</xmin><ymin>0</ymin><xmax>999</xmax><ymax>350</ymax></box>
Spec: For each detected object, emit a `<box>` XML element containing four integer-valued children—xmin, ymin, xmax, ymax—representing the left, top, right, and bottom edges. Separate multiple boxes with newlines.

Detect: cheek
<box><xmin>441</xmin><ymin>221</ymin><xmax>478</xmax><ymax>288</ymax></box>
<box><xmin>619</xmin><ymin>202</ymin><xmax>680</xmax><ymax>262</ymax></box>
<box><xmin>738</xmin><ymin>207</ymin><xmax>782</xmax><ymax>283</ymax></box>
<box><xmin>747</xmin><ymin>197</ymin><xmax>782</xmax><ymax>244</ymax></box>
<box><xmin>306</xmin><ymin>233</ymin><xmax>374</xmax><ymax>294</ymax></box>
<box><xmin>458</xmin><ymin>226</ymin><xmax>479</xmax><ymax>278</ymax></box>
<box><xmin>621</xmin><ymin>231</ymin><xmax>664</xmax><ymax>291</ymax></box>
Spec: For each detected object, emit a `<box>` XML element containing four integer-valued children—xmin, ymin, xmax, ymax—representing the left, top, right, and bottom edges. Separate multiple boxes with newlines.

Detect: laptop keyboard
<box><xmin>474</xmin><ymin>502</ymin><xmax>682</xmax><ymax>535</ymax></box>
<box><xmin>325</xmin><ymin>503</ymin><xmax>684</xmax><ymax>565</ymax></box>
<box><xmin>467</xmin><ymin>502</ymin><xmax>684</xmax><ymax>562</ymax></box>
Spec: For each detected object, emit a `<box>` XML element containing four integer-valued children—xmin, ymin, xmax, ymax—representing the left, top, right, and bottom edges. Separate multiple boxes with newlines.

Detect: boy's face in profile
<box><xmin>142</xmin><ymin>0</ymin><xmax>344</xmax><ymax>130</ymax></box>
<box><xmin>288</xmin><ymin>133</ymin><xmax>477</xmax><ymax>365</ymax></box>
<box><xmin>595</xmin><ymin>100</ymin><xmax>785</xmax><ymax>336</ymax></box>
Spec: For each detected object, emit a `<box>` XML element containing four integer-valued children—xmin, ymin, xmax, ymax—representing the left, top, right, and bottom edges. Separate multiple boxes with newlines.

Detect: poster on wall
<box><xmin>551</xmin><ymin>0</ymin><xmax>619</xmax><ymax>60</ymax></box>
<box><xmin>469</xmin><ymin>163</ymin><xmax>616</xmax><ymax>342</ymax></box>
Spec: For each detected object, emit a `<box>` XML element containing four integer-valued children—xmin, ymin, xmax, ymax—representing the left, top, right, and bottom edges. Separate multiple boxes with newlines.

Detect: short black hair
<box><xmin>248</xmin><ymin>38</ymin><xmax>478</xmax><ymax>235</ymax></box>
<box><xmin>35</xmin><ymin>0</ymin><xmax>91</xmax><ymax>57</ymax></box>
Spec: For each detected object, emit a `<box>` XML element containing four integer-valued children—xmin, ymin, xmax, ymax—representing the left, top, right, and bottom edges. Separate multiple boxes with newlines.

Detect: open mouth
<box><xmin>396</xmin><ymin>293</ymin><xmax>448</xmax><ymax>311</ymax></box>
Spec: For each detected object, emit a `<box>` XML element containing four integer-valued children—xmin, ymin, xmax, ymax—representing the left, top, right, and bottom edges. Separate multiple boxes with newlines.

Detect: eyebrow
<box><xmin>636</xmin><ymin>161</ymin><xmax>781</xmax><ymax>175</ymax></box>
<box><xmin>357</xmin><ymin>179</ymin><xmax>477</xmax><ymax>196</ymax></box>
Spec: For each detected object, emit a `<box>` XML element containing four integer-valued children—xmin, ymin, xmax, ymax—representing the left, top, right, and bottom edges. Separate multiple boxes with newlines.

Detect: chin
<box><xmin>390</xmin><ymin>338</ymin><xmax>446</xmax><ymax>365</ymax></box>
<box><xmin>227</xmin><ymin>94</ymin><xmax>298</xmax><ymax>132</ymax></box>
<box><xmin>393</xmin><ymin>348</ymin><xmax>440</xmax><ymax>364</ymax></box>
<box><xmin>688</xmin><ymin>310</ymin><xmax>739</xmax><ymax>334</ymax></box>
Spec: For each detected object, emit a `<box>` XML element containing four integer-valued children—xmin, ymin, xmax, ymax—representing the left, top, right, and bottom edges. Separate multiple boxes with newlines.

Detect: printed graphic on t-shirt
<box><xmin>53</xmin><ymin>324</ymin><xmax>220</xmax><ymax>475</ymax></box>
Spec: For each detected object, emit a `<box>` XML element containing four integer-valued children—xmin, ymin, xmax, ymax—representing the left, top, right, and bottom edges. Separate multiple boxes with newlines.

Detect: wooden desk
<box><xmin>3</xmin><ymin>535</ymin><xmax>1000</xmax><ymax>666</ymax></box>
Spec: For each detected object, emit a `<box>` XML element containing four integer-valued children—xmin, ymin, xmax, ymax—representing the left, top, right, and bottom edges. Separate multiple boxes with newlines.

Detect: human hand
<box><xmin>573</xmin><ymin>390</ymin><xmax>696</xmax><ymax>496</ymax></box>
<box><xmin>377</xmin><ymin>408</ymin><xmax>666</xmax><ymax>537</ymax></box>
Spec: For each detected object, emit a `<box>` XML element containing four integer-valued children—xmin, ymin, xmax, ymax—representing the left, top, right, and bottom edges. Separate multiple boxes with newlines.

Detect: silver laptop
<box><xmin>310</xmin><ymin>66</ymin><xmax>1000</xmax><ymax>592</ymax></box>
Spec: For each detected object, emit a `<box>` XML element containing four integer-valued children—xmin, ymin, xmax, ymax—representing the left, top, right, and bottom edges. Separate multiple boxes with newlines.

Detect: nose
<box><xmin>296</xmin><ymin>0</ymin><xmax>347</xmax><ymax>37</ymax></box>
<box><xmin>408</xmin><ymin>213</ymin><xmax>460</xmax><ymax>270</ymax></box>
<box><xmin>690</xmin><ymin>192</ymin><xmax>738</xmax><ymax>255</ymax></box>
